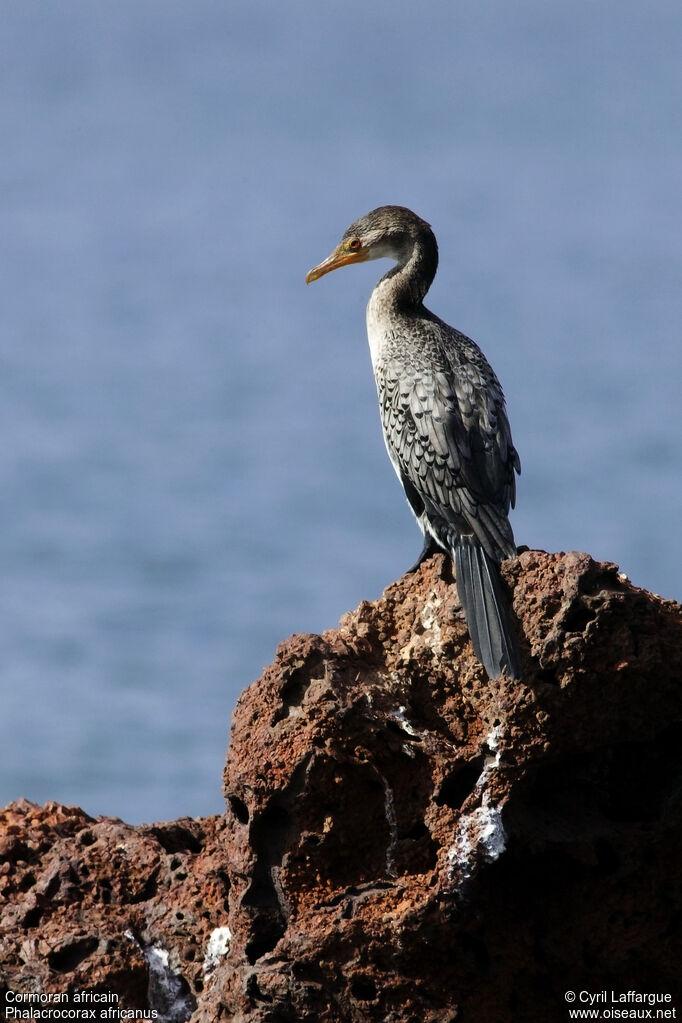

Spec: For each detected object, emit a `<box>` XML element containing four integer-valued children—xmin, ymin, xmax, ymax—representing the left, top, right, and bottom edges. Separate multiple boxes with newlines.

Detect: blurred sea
<box><xmin>1</xmin><ymin>0</ymin><xmax>680</xmax><ymax>822</ymax></box>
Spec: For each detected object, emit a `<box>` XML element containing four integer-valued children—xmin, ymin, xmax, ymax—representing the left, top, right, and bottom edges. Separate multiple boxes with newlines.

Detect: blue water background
<box><xmin>1</xmin><ymin>1</ymin><xmax>680</xmax><ymax>822</ymax></box>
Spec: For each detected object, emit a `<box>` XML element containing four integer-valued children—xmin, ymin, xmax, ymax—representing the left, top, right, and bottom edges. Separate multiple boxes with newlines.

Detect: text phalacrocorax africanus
<box><xmin>306</xmin><ymin>205</ymin><xmax>521</xmax><ymax>680</ymax></box>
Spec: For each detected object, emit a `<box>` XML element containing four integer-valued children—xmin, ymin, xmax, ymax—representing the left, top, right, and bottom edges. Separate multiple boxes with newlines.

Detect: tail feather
<box><xmin>453</xmin><ymin>537</ymin><xmax>520</xmax><ymax>680</ymax></box>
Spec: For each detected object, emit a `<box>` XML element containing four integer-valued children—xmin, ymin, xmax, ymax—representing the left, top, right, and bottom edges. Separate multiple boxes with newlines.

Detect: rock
<box><xmin>0</xmin><ymin>800</ymin><xmax>231</xmax><ymax>1020</ymax></box>
<box><xmin>1</xmin><ymin>551</ymin><xmax>681</xmax><ymax>1022</ymax></box>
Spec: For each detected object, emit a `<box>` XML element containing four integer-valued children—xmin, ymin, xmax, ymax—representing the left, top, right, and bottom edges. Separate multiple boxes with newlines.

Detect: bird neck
<box><xmin>377</xmin><ymin>233</ymin><xmax>438</xmax><ymax>312</ymax></box>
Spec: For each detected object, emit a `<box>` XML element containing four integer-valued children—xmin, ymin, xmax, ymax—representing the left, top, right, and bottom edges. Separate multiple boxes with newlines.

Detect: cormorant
<box><xmin>306</xmin><ymin>205</ymin><xmax>521</xmax><ymax>680</ymax></box>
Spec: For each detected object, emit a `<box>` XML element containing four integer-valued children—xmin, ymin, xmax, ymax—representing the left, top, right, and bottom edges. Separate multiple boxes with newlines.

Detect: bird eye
<box><xmin>349</xmin><ymin>239</ymin><xmax>361</xmax><ymax>250</ymax></box>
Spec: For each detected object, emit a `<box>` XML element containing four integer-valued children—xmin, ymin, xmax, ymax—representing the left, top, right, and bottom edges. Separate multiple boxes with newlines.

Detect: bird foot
<box><xmin>406</xmin><ymin>535</ymin><xmax>441</xmax><ymax>574</ymax></box>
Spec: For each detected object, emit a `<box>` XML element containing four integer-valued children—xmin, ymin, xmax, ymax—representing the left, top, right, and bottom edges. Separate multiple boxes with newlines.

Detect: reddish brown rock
<box><xmin>1</xmin><ymin>551</ymin><xmax>682</xmax><ymax>1022</ymax></box>
<box><xmin>0</xmin><ymin>800</ymin><xmax>232</xmax><ymax>1019</ymax></box>
<box><xmin>219</xmin><ymin>551</ymin><xmax>682</xmax><ymax>1021</ymax></box>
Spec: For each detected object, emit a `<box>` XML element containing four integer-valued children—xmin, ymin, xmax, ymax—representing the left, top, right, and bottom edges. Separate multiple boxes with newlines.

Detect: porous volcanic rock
<box><xmin>0</xmin><ymin>800</ymin><xmax>231</xmax><ymax>1020</ymax></box>
<box><xmin>219</xmin><ymin>550</ymin><xmax>682</xmax><ymax>1022</ymax></box>
<box><xmin>1</xmin><ymin>550</ymin><xmax>682</xmax><ymax>1023</ymax></box>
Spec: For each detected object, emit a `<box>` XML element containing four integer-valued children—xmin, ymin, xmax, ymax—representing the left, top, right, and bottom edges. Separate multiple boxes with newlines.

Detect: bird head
<box><xmin>306</xmin><ymin>205</ymin><xmax>434</xmax><ymax>283</ymax></box>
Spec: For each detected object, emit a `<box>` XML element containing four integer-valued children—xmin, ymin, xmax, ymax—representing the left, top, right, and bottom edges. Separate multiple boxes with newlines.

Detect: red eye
<box><xmin>349</xmin><ymin>239</ymin><xmax>361</xmax><ymax>250</ymax></box>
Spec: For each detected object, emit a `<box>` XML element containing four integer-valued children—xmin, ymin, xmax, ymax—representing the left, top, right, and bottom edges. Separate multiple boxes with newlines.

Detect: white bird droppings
<box><xmin>203</xmin><ymin>926</ymin><xmax>232</xmax><ymax>978</ymax></box>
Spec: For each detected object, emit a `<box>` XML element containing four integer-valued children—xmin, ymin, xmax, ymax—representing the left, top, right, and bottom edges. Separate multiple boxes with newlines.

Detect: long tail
<box><xmin>453</xmin><ymin>537</ymin><xmax>520</xmax><ymax>680</ymax></box>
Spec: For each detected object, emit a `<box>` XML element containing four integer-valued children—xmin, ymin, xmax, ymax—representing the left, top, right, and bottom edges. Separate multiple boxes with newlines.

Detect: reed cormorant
<box><xmin>306</xmin><ymin>205</ymin><xmax>521</xmax><ymax>680</ymax></box>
